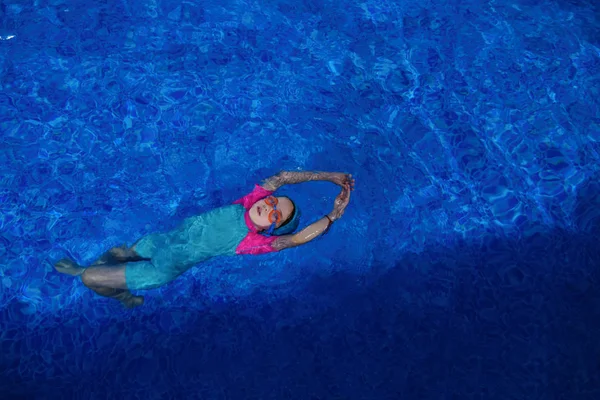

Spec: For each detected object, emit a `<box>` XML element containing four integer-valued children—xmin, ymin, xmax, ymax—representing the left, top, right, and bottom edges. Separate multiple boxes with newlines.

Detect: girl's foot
<box><xmin>119</xmin><ymin>294</ymin><xmax>144</xmax><ymax>309</ymax></box>
<box><xmin>54</xmin><ymin>258</ymin><xmax>86</xmax><ymax>276</ymax></box>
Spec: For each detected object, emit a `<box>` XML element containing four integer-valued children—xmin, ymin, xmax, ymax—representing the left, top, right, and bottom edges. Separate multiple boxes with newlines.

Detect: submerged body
<box><xmin>127</xmin><ymin>186</ymin><xmax>278</xmax><ymax>290</ymax></box>
<box><xmin>54</xmin><ymin>171</ymin><xmax>354</xmax><ymax>308</ymax></box>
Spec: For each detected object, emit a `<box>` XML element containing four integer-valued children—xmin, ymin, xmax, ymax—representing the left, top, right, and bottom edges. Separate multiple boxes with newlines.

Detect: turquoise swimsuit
<box><xmin>127</xmin><ymin>204</ymin><xmax>248</xmax><ymax>290</ymax></box>
<box><xmin>125</xmin><ymin>185</ymin><xmax>279</xmax><ymax>290</ymax></box>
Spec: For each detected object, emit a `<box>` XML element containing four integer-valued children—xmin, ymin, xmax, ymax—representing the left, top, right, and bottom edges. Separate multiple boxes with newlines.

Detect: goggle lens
<box><xmin>268</xmin><ymin>209</ymin><xmax>282</xmax><ymax>224</ymax></box>
<box><xmin>264</xmin><ymin>196</ymin><xmax>278</xmax><ymax>207</ymax></box>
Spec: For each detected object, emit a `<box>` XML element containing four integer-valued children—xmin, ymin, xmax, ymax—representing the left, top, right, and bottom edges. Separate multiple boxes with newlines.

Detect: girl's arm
<box><xmin>261</xmin><ymin>171</ymin><xmax>354</xmax><ymax>191</ymax></box>
<box><xmin>272</xmin><ymin>183</ymin><xmax>351</xmax><ymax>251</ymax></box>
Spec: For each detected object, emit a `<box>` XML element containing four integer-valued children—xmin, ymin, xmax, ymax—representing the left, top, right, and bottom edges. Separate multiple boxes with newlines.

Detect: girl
<box><xmin>54</xmin><ymin>171</ymin><xmax>355</xmax><ymax>308</ymax></box>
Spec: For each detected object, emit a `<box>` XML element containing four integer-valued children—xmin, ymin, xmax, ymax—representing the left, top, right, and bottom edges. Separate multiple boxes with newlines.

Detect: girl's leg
<box><xmin>54</xmin><ymin>244</ymin><xmax>144</xmax><ymax>275</ymax></box>
<box><xmin>80</xmin><ymin>265</ymin><xmax>144</xmax><ymax>308</ymax></box>
<box><xmin>80</xmin><ymin>264</ymin><xmax>128</xmax><ymax>289</ymax></box>
<box><xmin>91</xmin><ymin>244</ymin><xmax>147</xmax><ymax>266</ymax></box>
<box><xmin>88</xmin><ymin>287</ymin><xmax>143</xmax><ymax>308</ymax></box>
<box><xmin>54</xmin><ymin>258</ymin><xmax>144</xmax><ymax>308</ymax></box>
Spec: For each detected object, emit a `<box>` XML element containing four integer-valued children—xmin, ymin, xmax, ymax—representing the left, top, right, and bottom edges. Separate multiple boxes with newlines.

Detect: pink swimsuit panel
<box><xmin>233</xmin><ymin>184</ymin><xmax>278</xmax><ymax>255</ymax></box>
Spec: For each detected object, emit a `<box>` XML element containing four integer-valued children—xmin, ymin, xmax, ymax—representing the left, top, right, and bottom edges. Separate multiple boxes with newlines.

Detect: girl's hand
<box><xmin>329</xmin><ymin>183</ymin><xmax>352</xmax><ymax>221</ymax></box>
<box><xmin>330</xmin><ymin>173</ymin><xmax>355</xmax><ymax>191</ymax></box>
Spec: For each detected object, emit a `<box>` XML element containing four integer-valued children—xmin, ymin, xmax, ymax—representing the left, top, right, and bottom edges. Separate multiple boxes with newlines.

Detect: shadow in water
<box><xmin>1</xmin><ymin>175</ymin><xmax>599</xmax><ymax>399</ymax></box>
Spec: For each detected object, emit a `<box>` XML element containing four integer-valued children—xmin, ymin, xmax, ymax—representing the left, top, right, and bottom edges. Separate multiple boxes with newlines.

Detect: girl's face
<box><xmin>249</xmin><ymin>196</ymin><xmax>295</xmax><ymax>231</ymax></box>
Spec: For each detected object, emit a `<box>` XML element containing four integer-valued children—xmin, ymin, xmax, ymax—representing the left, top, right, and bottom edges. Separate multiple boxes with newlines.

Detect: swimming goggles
<box><xmin>264</xmin><ymin>196</ymin><xmax>301</xmax><ymax>236</ymax></box>
<box><xmin>265</xmin><ymin>196</ymin><xmax>283</xmax><ymax>228</ymax></box>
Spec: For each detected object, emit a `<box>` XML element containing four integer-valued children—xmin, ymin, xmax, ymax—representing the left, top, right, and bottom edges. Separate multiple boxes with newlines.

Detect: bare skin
<box><xmin>54</xmin><ymin>245</ymin><xmax>144</xmax><ymax>308</ymax></box>
<box><xmin>272</xmin><ymin>182</ymin><xmax>352</xmax><ymax>251</ymax></box>
<box><xmin>249</xmin><ymin>196</ymin><xmax>295</xmax><ymax>232</ymax></box>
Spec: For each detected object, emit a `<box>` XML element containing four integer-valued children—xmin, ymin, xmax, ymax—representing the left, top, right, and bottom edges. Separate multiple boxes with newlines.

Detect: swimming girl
<box><xmin>54</xmin><ymin>171</ymin><xmax>355</xmax><ymax>308</ymax></box>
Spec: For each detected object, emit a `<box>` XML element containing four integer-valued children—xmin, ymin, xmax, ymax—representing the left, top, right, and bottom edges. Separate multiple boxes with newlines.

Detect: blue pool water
<box><xmin>1</xmin><ymin>0</ymin><xmax>600</xmax><ymax>398</ymax></box>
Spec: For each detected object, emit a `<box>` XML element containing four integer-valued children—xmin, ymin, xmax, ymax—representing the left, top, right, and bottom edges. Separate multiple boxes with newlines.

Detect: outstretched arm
<box><xmin>272</xmin><ymin>183</ymin><xmax>351</xmax><ymax>251</ymax></box>
<box><xmin>261</xmin><ymin>171</ymin><xmax>355</xmax><ymax>191</ymax></box>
